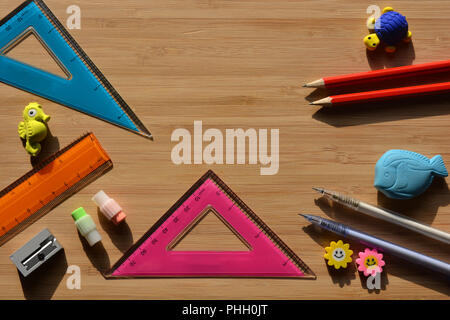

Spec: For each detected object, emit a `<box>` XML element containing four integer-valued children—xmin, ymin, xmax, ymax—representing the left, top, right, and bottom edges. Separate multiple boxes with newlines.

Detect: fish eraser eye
<box><xmin>324</xmin><ymin>240</ymin><xmax>353</xmax><ymax>269</ymax></box>
<box><xmin>374</xmin><ymin>150</ymin><xmax>448</xmax><ymax>200</ymax></box>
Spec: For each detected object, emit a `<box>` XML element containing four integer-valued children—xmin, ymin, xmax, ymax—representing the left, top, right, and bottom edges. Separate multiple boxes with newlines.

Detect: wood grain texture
<box><xmin>0</xmin><ymin>0</ymin><xmax>448</xmax><ymax>299</ymax></box>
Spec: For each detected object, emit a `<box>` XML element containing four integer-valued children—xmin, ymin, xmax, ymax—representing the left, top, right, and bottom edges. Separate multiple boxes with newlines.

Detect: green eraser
<box><xmin>72</xmin><ymin>207</ymin><xmax>87</xmax><ymax>221</ymax></box>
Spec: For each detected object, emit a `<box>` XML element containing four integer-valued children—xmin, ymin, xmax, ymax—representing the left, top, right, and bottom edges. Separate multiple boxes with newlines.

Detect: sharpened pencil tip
<box><xmin>310</xmin><ymin>97</ymin><xmax>332</xmax><ymax>106</ymax></box>
<box><xmin>302</xmin><ymin>84</ymin><xmax>307</xmax><ymax>87</ymax></box>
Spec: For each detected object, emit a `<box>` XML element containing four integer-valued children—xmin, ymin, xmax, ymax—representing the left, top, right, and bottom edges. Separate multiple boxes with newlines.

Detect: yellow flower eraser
<box><xmin>324</xmin><ymin>240</ymin><xmax>353</xmax><ymax>269</ymax></box>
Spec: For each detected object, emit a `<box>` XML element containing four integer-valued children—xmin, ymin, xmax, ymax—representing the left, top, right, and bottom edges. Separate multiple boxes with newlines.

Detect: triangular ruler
<box><xmin>107</xmin><ymin>170</ymin><xmax>315</xmax><ymax>278</ymax></box>
<box><xmin>0</xmin><ymin>0</ymin><xmax>151</xmax><ymax>139</ymax></box>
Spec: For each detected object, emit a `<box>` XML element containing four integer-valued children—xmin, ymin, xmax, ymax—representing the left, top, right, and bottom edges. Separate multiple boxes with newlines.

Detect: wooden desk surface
<box><xmin>0</xmin><ymin>0</ymin><xmax>448</xmax><ymax>299</ymax></box>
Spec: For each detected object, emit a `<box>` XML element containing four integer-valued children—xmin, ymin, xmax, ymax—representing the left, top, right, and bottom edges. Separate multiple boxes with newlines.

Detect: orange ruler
<box><xmin>0</xmin><ymin>132</ymin><xmax>112</xmax><ymax>245</ymax></box>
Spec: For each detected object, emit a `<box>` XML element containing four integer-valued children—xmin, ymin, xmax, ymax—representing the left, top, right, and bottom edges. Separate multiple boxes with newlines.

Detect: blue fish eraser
<box><xmin>374</xmin><ymin>150</ymin><xmax>448</xmax><ymax>199</ymax></box>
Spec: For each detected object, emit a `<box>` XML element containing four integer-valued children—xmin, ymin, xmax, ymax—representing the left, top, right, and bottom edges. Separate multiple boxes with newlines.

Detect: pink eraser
<box><xmin>356</xmin><ymin>248</ymin><xmax>385</xmax><ymax>277</ymax></box>
<box><xmin>92</xmin><ymin>190</ymin><xmax>126</xmax><ymax>225</ymax></box>
<box><xmin>112</xmin><ymin>211</ymin><xmax>127</xmax><ymax>225</ymax></box>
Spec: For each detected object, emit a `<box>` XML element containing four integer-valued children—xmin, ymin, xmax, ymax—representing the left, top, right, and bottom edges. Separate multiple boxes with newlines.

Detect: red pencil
<box><xmin>310</xmin><ymin>81</ymin><xmax>450</xmax><ymax>106</ymax></box>
<box><xmin>304</xmin><ymin>60</ymin><xmax>450</xmax><ymax>89</ymax></box>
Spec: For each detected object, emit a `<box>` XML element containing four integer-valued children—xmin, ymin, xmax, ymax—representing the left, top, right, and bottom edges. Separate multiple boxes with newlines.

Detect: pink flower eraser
<box><xmin>355</xmin><ymin>248</ymin><xmax>385</xmax><ymax>277</ymax></box>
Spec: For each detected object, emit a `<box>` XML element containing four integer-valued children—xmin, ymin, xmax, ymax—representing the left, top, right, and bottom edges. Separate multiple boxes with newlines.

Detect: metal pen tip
<box><xmin>298</xmin><ymin>213</ymin><xmax>310</xmax><ymax>220</ymax></box>
<box><xmin>312</xmin><ymin>187</ymin><xmax>324</xmax><ymax>194</ymax></box>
